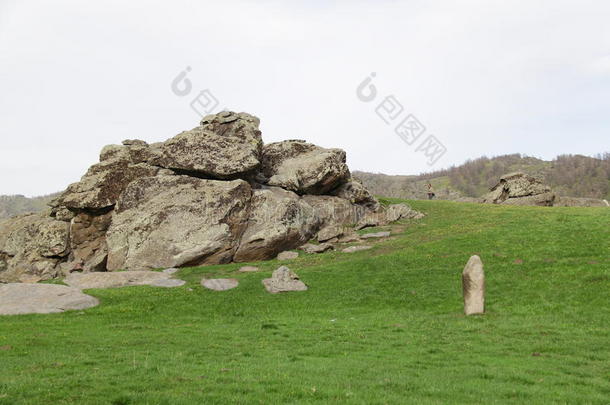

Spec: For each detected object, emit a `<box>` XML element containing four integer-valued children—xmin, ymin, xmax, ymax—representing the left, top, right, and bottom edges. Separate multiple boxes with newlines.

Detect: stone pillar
<box><xmin>462</xmin><ymin>255</ymin><xmax>485</xmax><ymax>315</ymax></box>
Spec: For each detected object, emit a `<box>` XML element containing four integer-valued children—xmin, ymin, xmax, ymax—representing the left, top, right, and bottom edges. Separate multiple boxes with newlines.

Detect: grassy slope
<box><xmin>1</xmin><ymin>200</ymin><xmax>609</xmax><ymax>405</ymax></box>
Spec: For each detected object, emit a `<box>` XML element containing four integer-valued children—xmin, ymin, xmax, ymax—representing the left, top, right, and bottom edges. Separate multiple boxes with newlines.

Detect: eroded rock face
<box><xmin>0</xmin><ymin>214</ymin><xmax>69</xmax><ymax>282</ymax></box>
<box><xmin>106</xmin><ymin>176</ymin><xmax>252</xmax><ymax>271</ymax></box>
<box><xmin>233</xmin><ymin>187</ymin><xmax>320</xmax><ymax>262</ymax></box>
<box><xmin>68</xmin><ymin>212</ymin><xmax>112</xmax><ymax>273</ymax></box>
<box><xmin>149</xmin><ymin>112</ymin><xmax>262</xmax><ymax>179</ymax></box>
<box><xmin>483</xmin><ymin>172</ymin><xmax>556</xmax><ymax>206</ymax></box>
<box><xmin>302</xmin><ymin>195</ymin><xmax>365</xmax><ymax>229</ymax></box>
<box><xmin>261</xmin><ymin>140</ymin><xmax>350</xmax><ymax>195</ymax></box>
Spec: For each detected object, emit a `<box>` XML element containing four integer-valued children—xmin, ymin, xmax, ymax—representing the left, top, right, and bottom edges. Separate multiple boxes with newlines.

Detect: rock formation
<box><xmin>482</xmin><ymin>172</ymin><xmax>556</xmax><ymax>206</ymax></box>
<box><xmin>462</xmin><ymin>255</ymin><xmax>485</xmax><ymax>315</ymax></box>
<box><xmin>0</xmin><ymin>111</ymin><xmax>423</xmax><ymax>283</ymax></box>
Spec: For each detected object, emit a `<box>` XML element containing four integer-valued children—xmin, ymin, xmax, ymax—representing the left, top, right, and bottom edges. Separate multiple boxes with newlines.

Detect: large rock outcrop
<box><xmin>482</xmin><ymin>172</ymin><xmax>556</xmax><ymax>206</ymax></box>
<box><xmin>0</xmin><ymin>111</ymin><xmax>422</xmax><ymax>282</ymax></box>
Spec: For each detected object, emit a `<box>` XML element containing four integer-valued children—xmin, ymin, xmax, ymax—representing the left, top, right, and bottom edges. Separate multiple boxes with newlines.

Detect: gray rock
<box><xmin>342</xmin><ymin>245</ymin><xmax>372</xmax><ymax>253</ymax></box>
<box><xmin>261</xmin><ymin>140</ymin><xmax>350</xmax><ymax>195</ymax></box>
<box><xmin>238</xmin><ymin>266</ymin><xmax>259</xmax><ymax>273</ymax></box>
<box><xmin>64</xmin><ymin>271</ymin><xmax>173</xmax><ymax>289</ymax></box>
<box><xmin>233</xmin><ymin>187</ymin><xmax>320</xmax><ymax>262</ymax></box>
<box><xmin>106</xmin><ymin>176</ymin><xmax>251</xmax><ymax>271</ymax></box>
<box><xmin>483</xmin><ymin>172</ymin><xmax>556</xmax><ymax>206</ymax></box>
<box><xmin>331</xmin><ymin>179</ymin><xmax>380</xmax><ymax>211</ymax></box>
<box><xmin>277</xmin><ymin>251</ymin><xmax>299</xmax><ymax>261</ymax></box>
<box><xmin>302</xmin><ymin>195</ymin><xmax>367</xmax><ymax>229</ymax></box>
<box><xmin>149</xmin><ymin>111</ymin><xmax>262</xmax><ymax>179</ymax></box>
<box><xmin>355</xmin><ymin>212</ymin><xmax>384</xmax><ymax>230</ymax></box>
<box><xmin>317</xmin><ymin>225</ymin><xmax>344</xmax><ymax>242</ymax></box>
<box><xmin>360</xmin><ymin>231</ymin><xmax>391</xmax><ymax>239</ymax></box>
<box><xmin>0</xmin><ymin>213</ymin><xmax>70</xmax><ymax>283</ymax></box>
<box><xmin>0</xmin><ymin>283</ymin><xmax>99</xmax><ymax>315</ymax></box>
<box><xmin>462</xmin><ymin>255</ymin><xmax>485</xmax><ymax>315</ymax></box>
<box><xmin>299</xmin><ymin>243</ymin><xmax>334</xmax><ymax>254</ymax></box>
<box><xmin>336</xmin><ymin>231</ymin><xmax>361</xmax><ymax>243</ymax></box>
<box><xmin>384</xmin><ymin>203</ymin><xmax>417</xmax><ymax>222</ymax></box>
<box><xmin>201</xmin><ymin>278</ymin><xmax>239</xmax><ymax>291</ymax></box>
<box><xmin>162</xmin><ymin>268</ymin><xmax>179</xmax><ymax>275</ymax></box>
<box><xmin>262</xmin><ymin>266</ymin><xmax>307</xmax><ymax>293</ymax></box>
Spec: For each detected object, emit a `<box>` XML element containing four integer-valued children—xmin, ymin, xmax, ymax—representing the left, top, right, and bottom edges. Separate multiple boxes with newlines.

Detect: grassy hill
<box><xmin>355</xmin><ymin>153</ymin><xmax>610</xmax><ymax>200</ymax></box>
<box><xmin>1</xmin><ymin>199</ymin><xmax>608</xmax><ymax>404</ymax></box>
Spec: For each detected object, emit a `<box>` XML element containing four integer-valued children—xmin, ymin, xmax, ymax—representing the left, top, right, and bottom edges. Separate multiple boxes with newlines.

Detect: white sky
<box><xmin>1</xmin><ymin>0</ymin><xmax>609</xmax><ymax>196</ymax></box>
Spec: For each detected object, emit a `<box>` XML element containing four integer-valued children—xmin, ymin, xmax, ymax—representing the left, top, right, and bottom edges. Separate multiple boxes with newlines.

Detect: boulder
<box><xmin>0</xmin><ymin>283</ymin><xmax>99</xmax><ymax>315</ymax></box>
<box><xmin>0</xmin><ymin>213</ymin><xmax>70</xmax><ymax>282</ymax></box>
<box><xmin>106</xmin><ymin>176</ymin><xmax>252</xmax><ymax>271</ymax></box>
<box><xmin>262</xmin><ymin>266</ymin><xmax>308</xmax><ymax>293</ymax></box>
<box><xmin>233</xmin><ymin>187</ymin><xmax>320</xmax><ymax>262</ymax></box>
<box><xmin>462</xmin><ymin>255</ymin><xmax>485</xmax><ymax>315</ymax></box>
<box><xmin>299</xmin><ymin>243</ymin><xmax>334</xmax><ymax>254</ymax></box>
<box><xmin>64</xmin><ymin>271</ymin><xmax>174</xmax><ymax>289</ymax></box>
<box><xmin>148</xmin><ymin>111</ymin><xmax>262</xmax><ymax>179</ymax></box>
<box><xmin>302</xmin><ymin>195</ymin><xmax>366</xmax><ymax>229</ymax></box>
<box><xmin>384</xmin><ymin>203</ymin><xmax>423</xmax><ymax>222</ymax></box>
<box><xmin>483</xmin><ymin>172</ymin><xmax>556</xmax><ymax>206</ymax></box>
<box><xmin>52</xmin><ymin>155</ymin><xmax>160</xmax><ymax>211</ymax></box>
<box><xmin>331</xmin><ymin>179</ymin><xmax>380</xmax><ymax>211</ymax></box>
<box><xmin>261</xmin><ymin>140</ymin><xmax>350</xmax><ymax>194</ymax></box>
<box><xmin>317</xmin><ymin>225</ymin><xmax>344</xmax><ymax>242</ymax></box>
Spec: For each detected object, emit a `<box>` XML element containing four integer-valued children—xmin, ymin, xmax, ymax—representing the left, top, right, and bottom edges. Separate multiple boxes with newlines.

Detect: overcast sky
<box><xmin>1</xmin><ymin>0</ymin><xmax>609</xmax><ymax>196</ymax></box>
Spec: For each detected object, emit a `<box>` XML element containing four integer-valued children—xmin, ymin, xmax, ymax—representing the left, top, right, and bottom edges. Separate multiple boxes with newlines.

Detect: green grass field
<box><xmin>1</xmin><ymin>200</ymin><xmax>609</xmax><ymax>404</ymax></box>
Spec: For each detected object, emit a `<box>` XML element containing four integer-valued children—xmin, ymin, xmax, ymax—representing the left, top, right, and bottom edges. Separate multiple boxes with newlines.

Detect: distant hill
<box><xmin>354</xmin><ymin>153</ymin><xmax>610</xmax><ymax>200</ymax></box>
<box><xmin>0</xmin><ymin>194</ymin><xmax>59</xmax><ymax>219</ymax></box>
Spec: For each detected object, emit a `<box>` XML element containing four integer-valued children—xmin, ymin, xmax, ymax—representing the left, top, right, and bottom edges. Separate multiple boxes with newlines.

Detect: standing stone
<box><xmin>462</xmin><ymin>255</ymin><xmax>485</xmax><ymax>315</ymax></box>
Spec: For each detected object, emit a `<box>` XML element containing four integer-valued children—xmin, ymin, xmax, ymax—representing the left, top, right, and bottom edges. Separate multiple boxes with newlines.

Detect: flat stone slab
<box><xmin>150</xmin><ymin>279</ymin><xmax>186</xmax><ymax>288</ymax></box>
<box><xmin>277</xmin><ymin>251</ymin><xmax>299</xmax><ymax>261</ymax></box>
<box><xmin>238</xmin><ymin>266</ymin><xmax>260</xmax><ymax>273</ymax></box>
<box><xmin>201</xmin><ymin>278</ymin><xmax>239</xmax><ymax>291</ymax></box>
<box><xmin>262</xmin><ymin>266</ymin><xmax>308</xmax><ymax>294</ymax></box>
<box><xmin>162</xmin><ymin>268</ymin><xmax>179</xmax><ymax>275</ymax></box>
<box><xmin>360</xmin><ymin>231</ymin><xmax>391</xmax><ymax>240</ymax></box>
<box><xmin>300</xmin><ymin>243</ymin><xmax>334</xmax><ymax>254</ymax></box>
<box><xmin>342</xmin><ymin>245</ymin><xmax>373</xmax><ymax>253</ymax></box>
<box><xmin>64</xmin><ymin>271</ymin><xmax>175</xmax><ymax>289</ymax></box>
<box><xmin>0</xmin><ymin>283</ymin><xmax>99</xmax><ymax>315</ymax></box>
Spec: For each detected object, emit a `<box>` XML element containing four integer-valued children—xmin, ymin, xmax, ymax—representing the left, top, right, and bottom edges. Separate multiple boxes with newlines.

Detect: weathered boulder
<box><xmin>384</xmin><ymin>203</ymin><xmax>422</xmax><ymax>222</ymax></box>
<box><xmin>317</xmin><ymin>225</ymin><xmax>344</xmax><ymax>242</ymax></box>
<box><xmin>66</xmin><ymin>212</ymin><xmax>112</xmax><ymax>273</ymax></box>
<box><xmin>52</xmin><ymin>156</ymin><xmax>160</xmax><ymax>211</ymax></box>
<box><xmin>302</xmin><ymin>195</ymin><xmax>365</xmax><ymax>229</ymax></box>
<box><xmin>233</xmin><ymin>187</ymin><xmax>320</xmax><ymax>262</ymax></box>
<box><xmin>331</xmin><ymin>179</ymin><xmax>380</xmax><ymax>211</ymax></box>
<box><xmin>0</xmin><ymin>283</ymin><xmax>99</xmax><ymax>315</ymax></box>
<box><xmin>0</xmin><ymin>214</ymin><xmax>69</xmax><ymax>282</ymax></box>
<box><xmin>106</xmin><ymin>176</ymin><xmax>252</xmax><ymax>271</ymax></box>
<box><xmin>148</xmin><ymin>111</ymin><xmax>262</xmax><ymax>179</ymax></box>
<box><xmin>262</xmin><ymin>266</ymin><xmax>308</xmax><ymax>293</ymax></box>
<box><xmin>261</xmin><ymin>140</ymin><xmax>350</xmax><ymax>195</ymax></box>
<box><xmin>462</xmin><ymin>255</ymin><xmax>485</xmax><ymax>315</ymax></box>
<box><xmin>483</xmin><ymin>172</ymin><xmax>556</xmax><ymax>206</ymax></box>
